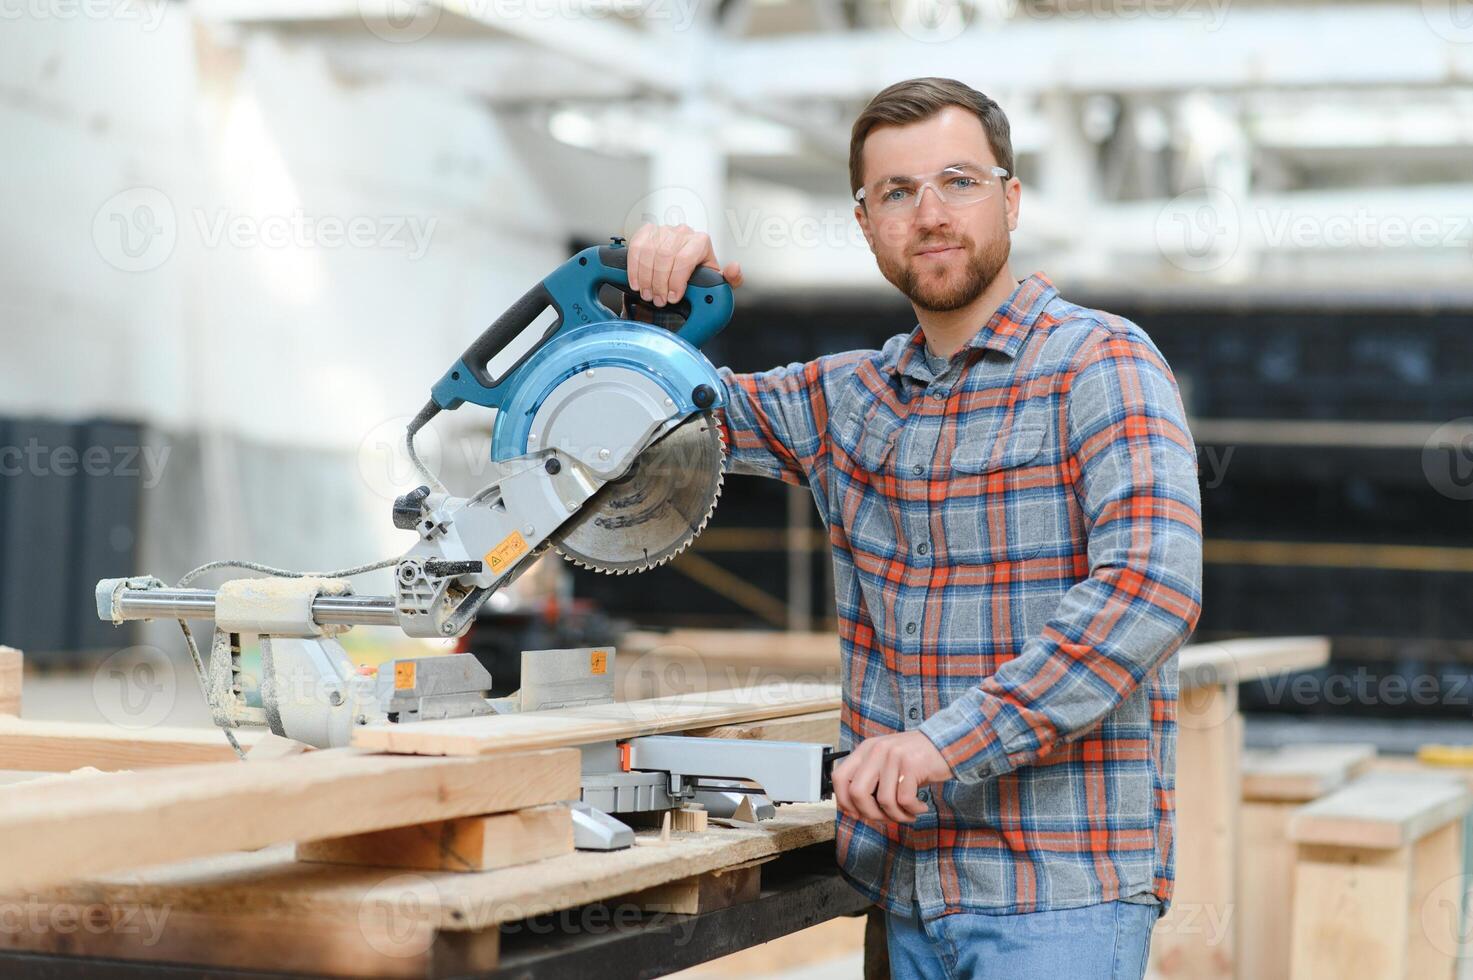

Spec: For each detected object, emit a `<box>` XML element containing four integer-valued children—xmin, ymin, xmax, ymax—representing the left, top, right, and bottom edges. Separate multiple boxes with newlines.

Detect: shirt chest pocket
<box><xmin>846</xmin><ymin>410</ymin><xmax>902</xmax><ymax>473</ymax></box>
<box><xmin>943</xmin><ymin>419</ymin><xmax>1052</xmax><ymax>565</ymax></box>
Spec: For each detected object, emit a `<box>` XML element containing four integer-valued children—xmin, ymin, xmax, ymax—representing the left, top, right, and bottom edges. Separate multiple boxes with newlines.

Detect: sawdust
<box><xmin>214</xmin><ymin>576</ymin><xmax>353</xmax><ymax>637</ymax></box>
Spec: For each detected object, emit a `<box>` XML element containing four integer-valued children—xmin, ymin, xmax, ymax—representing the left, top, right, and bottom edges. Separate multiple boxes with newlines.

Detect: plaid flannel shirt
<box><xmin>714</xmin><ymin>273</ymin><xmax>1203</xmax><ymax>919</ymax></box>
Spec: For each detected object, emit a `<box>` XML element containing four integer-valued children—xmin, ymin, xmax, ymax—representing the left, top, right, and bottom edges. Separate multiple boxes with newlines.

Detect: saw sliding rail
<box><xmin>105</xmin><ymin>586</ymin><xmax>399</xmax><ymax>627</ymax></box>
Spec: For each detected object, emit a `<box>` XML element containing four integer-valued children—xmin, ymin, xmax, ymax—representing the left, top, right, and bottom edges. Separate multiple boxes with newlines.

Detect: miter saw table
<box><xmin>92</xmin><ymin>238</ymin><xmax>846</xmax><ymax>851</ymax></box>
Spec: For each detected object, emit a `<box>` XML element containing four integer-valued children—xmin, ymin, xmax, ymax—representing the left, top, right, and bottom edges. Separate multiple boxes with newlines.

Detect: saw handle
<box><xmin>453</xmin><ymin>281</ymin><xmax>558</xmax><ymax>398</ymax></box>
<box><xmin>590</xmin><ymin>242</ymin><xmax>734</xmax><ymax>349</ymax></box>
<box><xmin>431</xmin><ymin>241</ymin><xmax>733</xmax><ymax>412</ymax></box>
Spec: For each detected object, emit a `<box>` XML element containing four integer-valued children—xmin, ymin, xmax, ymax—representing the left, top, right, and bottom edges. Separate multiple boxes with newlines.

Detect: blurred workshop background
<box><xmin>2</xmin><ymin>0</ymin><xmax>1472</xmax><ymax>754</ymax></box>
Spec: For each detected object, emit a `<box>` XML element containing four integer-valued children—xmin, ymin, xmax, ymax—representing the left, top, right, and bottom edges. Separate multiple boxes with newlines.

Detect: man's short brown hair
<box><xmin>849</xmin><ymin>77</ymin><xmax>1014</xmax><ymax>200</ymax></box>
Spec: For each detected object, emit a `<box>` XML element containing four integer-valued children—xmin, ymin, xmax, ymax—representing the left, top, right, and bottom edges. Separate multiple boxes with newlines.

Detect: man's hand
<box><xmin>831</xmin><ymin>730</ymin><xmax>954</xmax><ymax>825</ymax></box>
<box><xmin>625</xmin><ymin>223</ymin><xmax>743</xmax><ymax>308</ymax></box>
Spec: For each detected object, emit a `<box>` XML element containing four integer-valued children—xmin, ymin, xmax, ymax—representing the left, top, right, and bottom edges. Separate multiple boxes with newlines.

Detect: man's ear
<box><xmin>855</xmin><ymin>204</ymin><xmax>876</xmax><ymax>252</ymax></box>
<box><xmin>1005</xmin><ymin>177</ymin><xmax>1021</xmax><ymax>233</ymax></box>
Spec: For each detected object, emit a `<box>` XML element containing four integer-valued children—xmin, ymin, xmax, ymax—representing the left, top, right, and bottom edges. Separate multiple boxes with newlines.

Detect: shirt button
<box><xmin>917</xmin><ymin>788</ymin><xmax>931</xmax><ymax>803</ymax></box>
<box><xmin>911</xmin><ymin>464</ymin><xmax>924</xmax><ymax>476</ymax></box>
<box><xmin>907</xmin><ymin>706</ymin><xmax>920</xmax><ymax>720</ymax></box>
<box><xmin>916</xmin><ymin>542</ymin><xmax>929</xmax><ymax>555</ymax></box>
<box><xmin>931</xmin><ymin>389</ymin><xmax>947</xmax><ymax>399</ymax></box>
<box><xmin>905</xmin><ymin>622</ymin><xmax>917</xmax><ymax>635</ymax></box>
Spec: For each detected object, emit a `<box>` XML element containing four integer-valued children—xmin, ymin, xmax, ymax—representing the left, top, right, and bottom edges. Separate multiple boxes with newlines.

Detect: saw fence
<box><xmin>2</xmin><ymin>635</ymin><xmax>1461</xmax><ymax>980</ymax></box>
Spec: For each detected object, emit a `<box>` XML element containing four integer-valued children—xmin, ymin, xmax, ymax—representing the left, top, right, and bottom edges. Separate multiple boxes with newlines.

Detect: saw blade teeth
<box><xmin>551</xmin><ymin>412</ymin><xmax>724</xmax><ymax>575</ymax></box>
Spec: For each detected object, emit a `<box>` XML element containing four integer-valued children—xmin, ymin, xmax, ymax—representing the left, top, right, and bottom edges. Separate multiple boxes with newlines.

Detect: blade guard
<box><xmin>486</xmin><ymin>320</ymin><xmax>727</xmax><ymax>462</ymax></box>
<box><xmin>430</xmin><ymin>241</ymin><xmax>733</xmax><ymax>417</ymax></box>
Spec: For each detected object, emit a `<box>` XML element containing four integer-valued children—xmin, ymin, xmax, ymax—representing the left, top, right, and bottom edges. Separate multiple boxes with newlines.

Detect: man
<box><xmin>623</xmin><ymin>77</ymin><xmax>1203</xmax><ymax>978</ymax></box>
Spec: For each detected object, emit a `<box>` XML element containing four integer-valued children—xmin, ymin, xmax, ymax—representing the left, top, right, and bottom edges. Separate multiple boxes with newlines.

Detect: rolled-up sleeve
<box><xmin>919</xmin><ymin>328</ymin><xmax>1204</xmax><ymax>783</ymax></box>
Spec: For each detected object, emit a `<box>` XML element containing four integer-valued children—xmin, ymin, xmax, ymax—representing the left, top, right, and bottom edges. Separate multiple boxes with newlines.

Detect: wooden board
<box><xmin>1177</xmin><ymin>636</ymin><xmax>1329</xmax><ymax>690</ymax></box>
<box><xmin>0</xmin><ymin>646</ymin><xmax>20</xmax><ymax>716</ymax></box>
<box><xmin>0</xmin><ymin>802</ymin><xmax>836</xmax><ymax>933</ymax></box>
<box><xmin>296</xmin><ymin>804</ymin><xmax>573</xmax><ymax>873</ymax></box>
<box><xmin>0</xmin><ymin>746</ymin><xmax>580</xmax><ymax>891</ymax></box>
<box><xmin>620</xmin><ymin>630</ymin><xmax>840</xmax><ymax>669</ymax></box>
<box><xmin>1289</xmin><ymin>772</ymin><xmax>1471</xmax><ymax>849</ymax></box>
<box><xmin>354</xmin><ymin>682</ymin><xmax>841</xmax><ymax>757</ymax></box>
<box><xmin>1150</xmin><ymin>684</ymin><xmax>1239</xmax><ymax>979</ymax></box>
<box><xmin>0</xmin><ymin>715</ymin><xmax>263</xmax><ymax>771</ymax></box>
<box><xmin>1290</xmin><ymin>822</ymin><xmax>1463</xmax><ymax>980</ymax></box>
<box><xmin>1238</xmin><ymin>799</ymin><xmax>1299</xmax><ymax>980</ymax></box>
<box><xmin>0</xmin><ymin>901</ymin><xmax>500</xmax><ymax>979</ymax></box>
<box><xmin>1241</xmin><ymin>742</ymin><xmax>1376</xmax><ymax>802</ymax></box>
<box><xmin>619</xmin><ymin>860</ymin><xmax>765</xmax><ymax>914</ymax></box>
<box><xmin>687</xmin><ymin>709</ymin><xmax>841</xmax><ymax>746</ymax></box>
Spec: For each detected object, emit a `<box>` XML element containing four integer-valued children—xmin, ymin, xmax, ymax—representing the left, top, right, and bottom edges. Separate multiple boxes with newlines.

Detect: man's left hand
<box><xmin>831</xmin><ymin>731</ymin><xmax>954</xmax><ymax>825</ymax></box>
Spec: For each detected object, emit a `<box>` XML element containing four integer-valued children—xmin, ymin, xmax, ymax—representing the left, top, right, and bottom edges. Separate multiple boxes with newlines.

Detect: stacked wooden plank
<box><xmin>0</xmin><ymin>648</ymin><xmax>845</xmax><ymax>975</ymax></box>
<box><xmin>0</xmin><ymin>634</ymin><xmax>1351</xmax><ymax>978</ymax></box>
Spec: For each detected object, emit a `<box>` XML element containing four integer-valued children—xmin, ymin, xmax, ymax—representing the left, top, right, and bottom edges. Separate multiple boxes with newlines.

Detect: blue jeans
<box><xmin>886</xmin><ymin>900</ymin><xmax>1158</xmax><ymax>980</ymax></box>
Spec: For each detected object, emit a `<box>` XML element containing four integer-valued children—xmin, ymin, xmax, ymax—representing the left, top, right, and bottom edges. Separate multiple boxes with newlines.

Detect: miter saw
<box><xmin>95</xmin><ymin>238</ymin><xmax>844</xmax><ymax>849</ymax></box>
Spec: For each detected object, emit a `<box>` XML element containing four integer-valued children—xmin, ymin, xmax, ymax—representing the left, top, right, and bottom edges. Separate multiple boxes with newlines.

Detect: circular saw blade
<box><xmin>553</xmin><ymin>413</ymin><xmax>725</xmax><ymax>575</ymax></box>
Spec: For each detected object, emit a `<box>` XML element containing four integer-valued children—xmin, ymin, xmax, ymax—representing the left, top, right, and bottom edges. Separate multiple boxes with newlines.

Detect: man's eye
<box><xmin>948</xmin><ymin>177</ymin><xmax>978</xmax><ymax>190</ymax></box>
<box><xmin>883</xmin><ymin>188</ymin><xmax>912</xmax><ymax>203</ymax></box>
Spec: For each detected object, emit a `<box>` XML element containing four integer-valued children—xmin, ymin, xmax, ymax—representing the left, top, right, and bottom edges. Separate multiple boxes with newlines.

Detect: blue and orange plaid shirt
<box><xmin>714</xmin><ymin>273</ymin><xmax>1203</xmax><ymax>919</ymax></box>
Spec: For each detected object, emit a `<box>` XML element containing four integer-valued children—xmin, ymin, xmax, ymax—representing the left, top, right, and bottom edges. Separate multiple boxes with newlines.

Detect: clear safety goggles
<box><xmin>856</xmin><ymin>164</ymin><xmax>1010</xmax><ymax>213</ymax></box>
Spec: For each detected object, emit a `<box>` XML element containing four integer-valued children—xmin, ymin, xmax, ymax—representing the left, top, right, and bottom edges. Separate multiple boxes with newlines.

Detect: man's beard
<box><xmin>877</xmin><ymin>230</ymin><xmax>1010</xmax><ymax>313</ymax></box>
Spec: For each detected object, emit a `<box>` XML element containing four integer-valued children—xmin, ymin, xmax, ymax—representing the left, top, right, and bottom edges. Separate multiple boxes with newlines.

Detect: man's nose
<box><xmin>913</xmin><ymin>183</ymin><xmax>950</xmax><ymax>226</ymax></box>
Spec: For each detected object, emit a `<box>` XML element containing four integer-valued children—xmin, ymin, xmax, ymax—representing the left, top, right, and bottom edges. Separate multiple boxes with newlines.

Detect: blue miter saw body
<box><xmin>386</xmin><ymin>238</ymin><xmax>735</xmax><ymax>637</ymax></box>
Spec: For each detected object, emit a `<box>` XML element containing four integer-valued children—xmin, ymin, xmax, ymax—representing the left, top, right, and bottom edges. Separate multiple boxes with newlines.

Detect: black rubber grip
<box><xmin>598</xmin><ymin>244</ymin><xmax>726</xmax><ymax>287</ymax></box>
<box><xmin>597</xmin><ymin>245</ymin><xmax>724</xmax><ymax>325</ymax></box>
<box><xmin>458</xmin><ymin>281</ymin><xmax>555</xmax><ymax>389</ymax></box>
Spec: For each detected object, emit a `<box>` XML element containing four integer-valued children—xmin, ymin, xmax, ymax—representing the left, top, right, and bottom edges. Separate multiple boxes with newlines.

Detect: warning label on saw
<box><xmin>590</xmin><ymin>650</ymin><xmax>608</xmax><ymax>675</ymax></box>
<box><xmin>394</xmin><ymin>661</ymin><xmax>416</xmax><ymax>691</ymax></box>
<box><xmin>485</xmin><ymin>530</ymin><xmax>530</xmax><ymax>573</ymax></box>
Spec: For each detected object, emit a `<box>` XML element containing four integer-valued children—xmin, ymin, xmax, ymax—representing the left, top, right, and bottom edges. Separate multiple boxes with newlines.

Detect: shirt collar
<box><xmin>890</xmin><ymin>273</ymin><xmax>1057</xmax><ymax>383</ymax></box>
